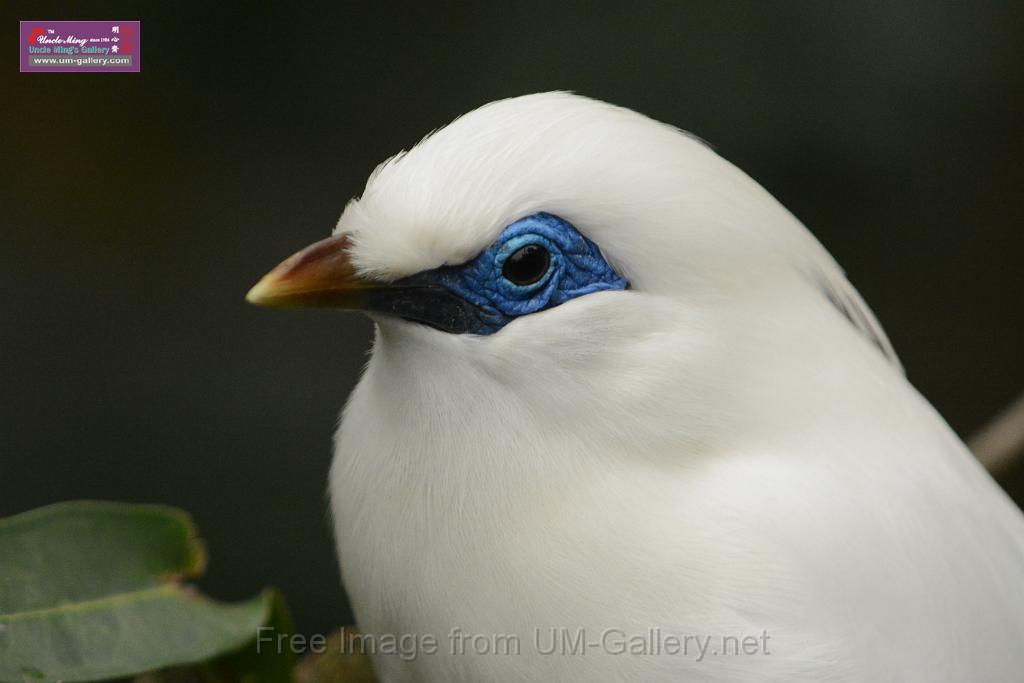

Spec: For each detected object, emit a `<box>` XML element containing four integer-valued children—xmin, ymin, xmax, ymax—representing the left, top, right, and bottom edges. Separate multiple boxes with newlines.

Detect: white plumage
<box><xmin>316</xmin><ymin>93</ymin><xmax>1024</xmax><ymax>681</ymax></box>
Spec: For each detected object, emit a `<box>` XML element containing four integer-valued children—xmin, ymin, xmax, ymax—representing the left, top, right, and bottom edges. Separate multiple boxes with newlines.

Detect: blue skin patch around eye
<box><xmin>414</xmin><ymin>213</ymin><xmax>629</xmax><ymax>334</ymax></box>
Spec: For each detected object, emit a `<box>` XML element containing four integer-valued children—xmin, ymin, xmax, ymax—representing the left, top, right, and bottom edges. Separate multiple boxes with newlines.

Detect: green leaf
<box><xmin>0</xmin><ymin>501</ymin><xmax>278</xmax><ymax>683</ymax></box>
<box><xmin>134</xmin><ymin>589</ymin><xmax>297</xmax><ymax>683</ymax></box>
<box><xmin>201</xmin><ymin>588</ymin><xmax>297</xmax><ymax>683</ymax></box>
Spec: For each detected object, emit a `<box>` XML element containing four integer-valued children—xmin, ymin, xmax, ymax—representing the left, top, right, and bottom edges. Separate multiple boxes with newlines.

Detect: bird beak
<box><xmin>246</xmin><ymin>233</ymin><xmax>487</xmax><ymax>334</ymax></box>
<box><xmin>245</xmin><ymin>233</ymin><xmax>375</xmax><ymax>310</ymax></box>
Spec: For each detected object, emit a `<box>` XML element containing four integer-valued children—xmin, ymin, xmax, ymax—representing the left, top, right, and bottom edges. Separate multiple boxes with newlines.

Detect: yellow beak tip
<box><xmin>245</xmin><ymin>279</ymin><xmax>275</xmax><ymax>307</ymax></box>
<box><xmin>245</xmin><ymin>232</ymin><xmax>363</xmax><ymax>310</ymax></box>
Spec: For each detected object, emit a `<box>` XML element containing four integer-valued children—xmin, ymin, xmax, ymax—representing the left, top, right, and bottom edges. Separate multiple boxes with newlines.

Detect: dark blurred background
<box><xmin>2</xmin><ymin>2</ymin><xmax>1022</xmax><ymax>635</ymax></box>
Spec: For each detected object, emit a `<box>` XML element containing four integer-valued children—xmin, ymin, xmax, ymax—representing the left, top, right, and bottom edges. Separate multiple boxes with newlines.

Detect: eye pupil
<box><xmin>502</xmin><ymin>244</ymin><xmax>550</xmax><ymax>286</ymax></box>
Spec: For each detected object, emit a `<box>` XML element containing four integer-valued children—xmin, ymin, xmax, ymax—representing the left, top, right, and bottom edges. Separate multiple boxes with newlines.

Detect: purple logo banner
<box><xmin>20</xmin><ymin>20</ymin><xmax>140</xmax><ymax>73</ymax></box>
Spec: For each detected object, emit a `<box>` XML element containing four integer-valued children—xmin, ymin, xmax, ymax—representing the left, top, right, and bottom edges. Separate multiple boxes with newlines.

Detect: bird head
<box><xmin>247</xmin><ymin>93</ymin><xmax>897</xmax><ymax>433</ymax></box>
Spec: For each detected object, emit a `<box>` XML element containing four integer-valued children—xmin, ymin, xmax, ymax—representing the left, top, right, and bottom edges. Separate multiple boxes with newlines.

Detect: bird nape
<box><xmin>247</xmin><ymin>92</ymin><xmax>1024</xmax><ymax>683</ymax></box>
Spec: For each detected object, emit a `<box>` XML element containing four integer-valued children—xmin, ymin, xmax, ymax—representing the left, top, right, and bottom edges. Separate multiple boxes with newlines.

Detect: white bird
<box><xmin>247</xmin><ymin>93</ymin><xmax>1024</xmax><ymax>682</ymax></box>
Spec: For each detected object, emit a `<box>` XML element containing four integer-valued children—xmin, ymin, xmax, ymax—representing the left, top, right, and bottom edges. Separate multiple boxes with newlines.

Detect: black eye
<box><xmin>502</xmin><ymin>244</ymin><xmax>550</xmax><ymax>286</ymax></box>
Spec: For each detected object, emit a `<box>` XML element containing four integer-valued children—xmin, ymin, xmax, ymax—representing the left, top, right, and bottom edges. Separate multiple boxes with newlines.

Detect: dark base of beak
<box><xmin>365</xmin><ymin>285</ymin><xmax>491</xmax><ymax>335</ymax></box>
